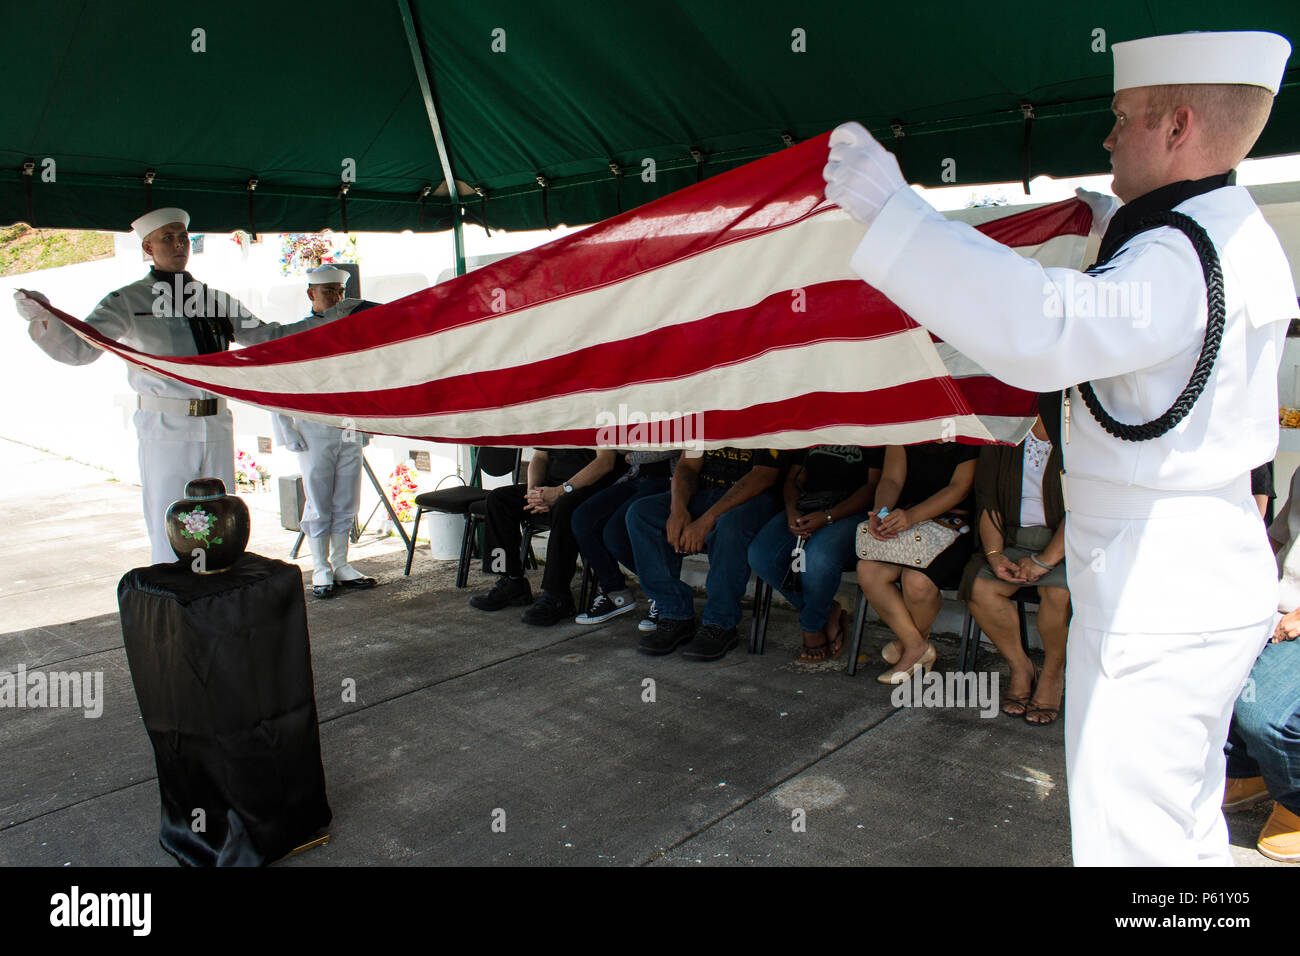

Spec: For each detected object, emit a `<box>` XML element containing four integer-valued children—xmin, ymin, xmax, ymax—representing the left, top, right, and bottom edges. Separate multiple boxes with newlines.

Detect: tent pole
<box><xmin>396</xmin><ymin>0</ymin><xmax>472</xmax><ymax>480</ymax></box>
<box><xmin>395</xmin><ymin>0</ymin><xmax>465</xmax><ymax>278</ymax></box>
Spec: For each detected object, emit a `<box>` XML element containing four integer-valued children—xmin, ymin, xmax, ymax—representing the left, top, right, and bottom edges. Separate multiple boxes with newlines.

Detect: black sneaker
<box><xmin>637</xmin><ymin>616</ymin><xmax>695</xmax><ymax>655</ymax></box>
<box><xmin>521</xmin><ymin>590</ymin><xmax>577</xmax><ymax>626</ymax></box>
<box><xmin>681</xmin><ymin>623</ymin><xmax>739</xmax><ymax>661</ymax></box>
<box><xmin>575</xmin><ymin>589</ymin><xmax>638</xmax><ymax>625</ymax></box>
<box><xmin>469</xmin><ymin>575</ymin><xmax>532</xmax><ymax>611</ymax></box>
<box><xmin>638</xmin><ymin>599</ymin><xmax>659</xmax><ymax>633</ymax></box>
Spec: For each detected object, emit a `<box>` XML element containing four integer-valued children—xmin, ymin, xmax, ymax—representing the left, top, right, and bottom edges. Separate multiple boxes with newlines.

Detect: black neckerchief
<box><xmin>150</xmin><ymin>268</ymin><xmax>234</xmax><ymax>354</ymax></box>
<box><xmin>1038</xmin><ymin>171</ymin><xmax>1236</xmax><ymax>447</ymax></box>
<box><xmin>1092</xmin><ymin>170</ymin><xmax>1235</xmax><ymax>268</ymax></box>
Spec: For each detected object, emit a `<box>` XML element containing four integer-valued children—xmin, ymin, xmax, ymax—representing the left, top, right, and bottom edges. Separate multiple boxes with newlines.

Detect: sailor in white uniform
<box><xmin>271</xmin><ymin>266</ymin><xmax>377</xmax><ymax>599</ymax></box>
<box><xmin>13</xmin><ymin>208</ymin><xmax>337</xmax><ymax>565</ymax></box>
<box><xmin>824</xmin><ymin>31</ymin><xmax>1297</xmax><ymax>865</ymax></box>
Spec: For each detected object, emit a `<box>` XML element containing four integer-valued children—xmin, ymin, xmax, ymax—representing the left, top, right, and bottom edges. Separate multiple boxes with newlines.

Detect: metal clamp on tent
<box><xmin>246</xmin><ymin>176</ymin><xmax>259</xmax><ymax>237</ymax></box>
<box><xmin>143</xmin><ymin>168</ymin><xmax>156</xmax><ymax>213</ymax></box>
<box><xmin>690</xmin><ymin>147</ymin><xmax>705</xmax><ymax>182</ymax></box>
<box><xmin>608</xmin><ymin>161</ymin><xmax>623</xmax><ymax>214</ymax></box>
<box><xmin>338</xmin><ymin>181</ymin><xmax>350</xmax><ymax>232</ymax></box>
<box><xmin>536</xmin><ymin>173</ymin><xmax>550</xmax><ymax>229</ymax></box>
<box><xmin>781</xmin><ymin>132</ymin><xmax>795</xmax><ymax>148</ymax></box>
<box><xmin>21</xmin><ymin>159</ymin><xmax>34</xmax><ymax>224</ymax></box>
<box><xmin>1020</xmin><ymin>102</ymin><xmax>1035</xmax><ymax>194</ymax></box>
<box><xmin>888</xmin><ymin>123</ymin><xmax>907</xmax><ymax>180</ymax></box>
<box><xmin>416</xmin><ymin>183</ymin><xmax>432</xmax><ymax>231</ymax></box>
<box><xmin>472</xmin><ymin>184</ymin><xmax>489</xmax><ymax>236</ymax></box>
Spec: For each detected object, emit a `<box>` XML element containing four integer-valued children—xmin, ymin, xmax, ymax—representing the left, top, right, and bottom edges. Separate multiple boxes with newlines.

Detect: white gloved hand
<box><xmin>282</xmin><ymin>429</ymin><xmax>308</xmax><ymax>453</ymax></box>
<box><xmin>1075</xmin><ymin>187</ymin><xmax>1121</xmax><ymax>238</ymax></box>
<box><xmin>13</xmin><ymin>289</ymin><xmax>52</xmax><ymax>322</ymax></box>
<box><xmin>822</xmin><ymin>121</ymin><xmax>908</xmax><ymax>228</ymax></box>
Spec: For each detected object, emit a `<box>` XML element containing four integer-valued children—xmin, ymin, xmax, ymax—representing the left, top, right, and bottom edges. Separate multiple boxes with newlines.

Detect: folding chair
<box><xmin>404</xmin><ymin>447</ymin><xmax>522</xmax><ymax>586</ymax></box>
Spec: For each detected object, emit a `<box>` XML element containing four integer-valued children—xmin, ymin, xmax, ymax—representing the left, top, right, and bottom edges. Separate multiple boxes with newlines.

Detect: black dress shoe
<box><xmin>681</xmin><ymin>623</ymin><xmax>739</xmax><ymax>661</ymax></box>
<box><xmin>312</xmin><ymin>584</ymin><xmax>337</xmax><ymax>599</ymax></box>
<box><xmin>637</xmin><ymin>617</ymin><xmax>695</xmax><ymax>655</ymax></box>
<box><xmin>520</xmin><ymin>590</ymin><xmax>576</xmax><ymax>626</ymax></box>
<box><xmin>335</xmin><ymin>575</ymin><xmax>377</xmax><ymax>591</ymax></box>
<box><xmin>469</xmin><ymin>575</ymin><xmax>533</xmax><ymax>611</ymax></box>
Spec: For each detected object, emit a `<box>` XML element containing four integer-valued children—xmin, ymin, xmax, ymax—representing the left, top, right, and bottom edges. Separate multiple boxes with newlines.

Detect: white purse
<box><xmin>855</xmin><ymin>514</ymin><xmax>969</xmax><ymax>568</ymax></box>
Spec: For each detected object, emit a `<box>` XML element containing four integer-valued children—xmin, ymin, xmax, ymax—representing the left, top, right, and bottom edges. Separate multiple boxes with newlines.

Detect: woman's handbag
<box><xmin>855</xmin><ymin>513</ymin><xmax>969</xmax><ymax>568</ymax></box>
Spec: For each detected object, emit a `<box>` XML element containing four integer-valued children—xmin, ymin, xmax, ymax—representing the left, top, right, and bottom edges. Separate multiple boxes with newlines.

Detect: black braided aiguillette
<box><xmin>1075</xmin><ymin>211</ymin><xmax>1225</xmax><ymax>442</ymax></box>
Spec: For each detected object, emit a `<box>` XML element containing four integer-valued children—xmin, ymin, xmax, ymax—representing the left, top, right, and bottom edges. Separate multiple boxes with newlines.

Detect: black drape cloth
<box><xmin>118</xmin><ymin>553</ymin><xmax>331</xmax><ymax>866</ymax></box>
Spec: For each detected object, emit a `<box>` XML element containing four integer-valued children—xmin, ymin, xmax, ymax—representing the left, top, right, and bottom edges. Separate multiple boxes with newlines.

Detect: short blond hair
<box><xmin>1143</xmin><ymin>84</ymin><xmax>1275</xmax><ymax>168</ymax></box>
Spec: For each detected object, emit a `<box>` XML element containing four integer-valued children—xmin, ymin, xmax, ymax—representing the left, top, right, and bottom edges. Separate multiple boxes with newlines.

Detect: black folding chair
<box><xmin>404</xmin><ymin>447</ymin><xmax>522</xmax><ymax>586</ymax></box>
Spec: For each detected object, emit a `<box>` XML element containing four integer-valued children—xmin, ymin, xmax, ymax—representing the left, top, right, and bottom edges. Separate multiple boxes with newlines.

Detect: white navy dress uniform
<box><xmin>15</xmin><ymin>208</ymin><xmax>337</xmax><ymax>565</ymax></box>
<box><xmin>824</xmin><ymin>32</ymin><xmax>1297</xmax><ymax>864</ymax></box>
<box><xmin>271</xmin><ymin>266</ymin><xmax>377</xmax><ymax>598</ymax></box>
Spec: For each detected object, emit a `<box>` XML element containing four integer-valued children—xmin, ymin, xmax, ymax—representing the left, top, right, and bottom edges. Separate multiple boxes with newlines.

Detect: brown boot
<box><xmin>1223</xmin><ymin>776</ymin><xmax>1270</xmax><ymax>813</ymax></box>
<box><xmin>1257</xmin><ymin>802</ymin><xmax>1300</xmax><ymax>863</ymax></box>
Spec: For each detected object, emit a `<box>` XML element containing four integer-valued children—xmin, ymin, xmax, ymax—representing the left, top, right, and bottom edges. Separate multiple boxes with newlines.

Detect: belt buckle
<box><xmin>188</xmin><ymin>399</ymin><xmax>201</xmax><ymax>416</ymax></box>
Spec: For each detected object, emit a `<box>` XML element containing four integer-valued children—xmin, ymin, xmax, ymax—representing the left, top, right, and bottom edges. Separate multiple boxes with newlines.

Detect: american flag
<box><xmin>35</xmin><ymin>133</ymin><xmax>1091</xmax><ymax>449</ymax></box>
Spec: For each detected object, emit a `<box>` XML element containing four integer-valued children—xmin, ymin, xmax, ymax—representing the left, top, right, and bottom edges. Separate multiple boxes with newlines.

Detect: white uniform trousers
<box><xmin>138</xmin><ymin>435</ymin><xmax>235</xmax><ymax>565</ymax></box>
<box><xmin>1065</xmin><ymin>619</ymin><xmax>1271</xmax><ymax>866</ymax></box>
<box><xmin>295</xmin><ymin>422</ymin><xmax>365</xmax><ymax>538</ymax></box>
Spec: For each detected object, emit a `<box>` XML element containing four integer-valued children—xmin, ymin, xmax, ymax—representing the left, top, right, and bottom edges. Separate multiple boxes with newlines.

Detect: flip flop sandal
<box><xmin>825</xmin><ymin>606</ymin><xmax>849</xmax><ymax>661</ymax></box>
<box><xmin>1001</xmin><ymin>694</ymin><xmax>1032</xmax><ymax>718</ymax></box>
<box><xmin>797</xmin><ymin>637</ymin><xmax>832</xmax><ymax>664</ymax></box>
<box><xmin>1024</xmin><ymin>701</ymin><xmax>1062</xmax><ymax>725</ymax></box>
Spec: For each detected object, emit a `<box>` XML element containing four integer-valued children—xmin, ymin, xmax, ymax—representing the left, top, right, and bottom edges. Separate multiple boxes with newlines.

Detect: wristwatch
<box><xmin>825</xmin><ymin>511</ymin><xmax>834</xmax><ymax>524</ymax></box>
<box><xmin>562</xmin><ymin>482</ymin><xmax>575</xmax><ymax>494</ymax></box>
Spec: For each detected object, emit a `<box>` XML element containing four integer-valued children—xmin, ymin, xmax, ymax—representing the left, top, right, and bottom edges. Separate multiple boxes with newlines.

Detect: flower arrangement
<box><xmin>176</xmin><ymin>506</ymin><xmax>223</xmax><ymax>548</ymax></box>
<box><xmin>235</xmin><ymin>448</ymin><xmax>270</xmax><ymax>490</ymax></box>
<box><xmin>385</xmin><ymin>461</ymin><xmax>420</xmax><ymax>523</ymax></box>
<box><xmin>280</xmin><ymin>232</ymin><xmax>359</xmax><ymax>277</ymax></box>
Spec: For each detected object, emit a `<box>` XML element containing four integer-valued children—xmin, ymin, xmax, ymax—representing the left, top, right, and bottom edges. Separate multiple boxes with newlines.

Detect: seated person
<box><xmin>748</xmin><ymin>446</ymin><xmax>882</xmax><ymax>663</ymax></box>
<box><xmin>958</xmin><ymin>415</ymin><xmax>1068</xmax><ymax>723</ymax></box>
<box><xmin>626</xmin><ymin>448</ymin><xmax>784</xmax><ymax>660</ymax></box>
<box><xmin>1222</xmin><ymin>463</ymin><xmax>1300</xmax><ymax>863</ymax></box>
<box><xmin>571</xmin><ymin>450</ymin><xmax>680</xmax><ymax>627</ymax></box>
<box><xmin>469</xmin><ymin>448</ymin><xmax>619</xmax><ymax>625</ymax></box>
<box><xmin>1251</xmin><ymin>461</ymin><xmax>1274</xmax><ymax>519</ymax></box>
<box><xmin>857</xmin><ymin>441</ymin><xmax>978</xmax><ymax>684</ymax></box>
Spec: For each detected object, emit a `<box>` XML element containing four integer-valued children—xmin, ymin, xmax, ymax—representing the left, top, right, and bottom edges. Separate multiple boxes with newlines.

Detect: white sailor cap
<box><xmin>131</xmin><ymin>207</ymin><xmax>190</xmax><ymax>240</ymax></box>
<box><xmin>1113</xmin><ymin>31</ymin><xmax>1291</xmax><ymax>95</ymax></box>
<box><xmin>306</xmin><ymin>265</ymin><xmax>350</xmax><ymax>286</ymax></box>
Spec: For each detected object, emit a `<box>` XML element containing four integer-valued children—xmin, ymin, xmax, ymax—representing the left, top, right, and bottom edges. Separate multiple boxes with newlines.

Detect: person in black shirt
<box><xmin>469</xmin><ymin>448</ymin><xmax>619</xmax><ymax>624</ymax></box>
<box><xmin>858</xmin><ymin>442</ymin><xmax>978</xmax><ymax>683</ymax></box>
<box><xmin>748</xmin><ymin>446</ymin><xmax>883</xmax><ymax>662</ymax></box>
<box><xmin>626</xmin><ymin>447</ymin><xmax>783</xmax><ymax>660</ymax></box>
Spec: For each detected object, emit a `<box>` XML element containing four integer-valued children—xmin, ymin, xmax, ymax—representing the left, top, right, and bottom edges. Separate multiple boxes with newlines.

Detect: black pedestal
<box><xmin>118</xmin><ymin>553</ymin><xmax>331</xmax><ymax>866</ymax></box>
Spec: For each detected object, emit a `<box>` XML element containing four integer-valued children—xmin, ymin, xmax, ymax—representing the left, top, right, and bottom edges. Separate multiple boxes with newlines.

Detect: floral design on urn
<box><xmin>165</xmin><ymin>478</ymin><xmax>250</xmax><ymax>573</ymax></box>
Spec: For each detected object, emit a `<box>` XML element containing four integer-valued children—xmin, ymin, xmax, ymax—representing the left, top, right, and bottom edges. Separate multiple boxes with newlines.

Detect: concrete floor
<box><xmin>0</xmin><ymin>437</ymin><xmax>1283</xmax><ymax>866</ymax></box>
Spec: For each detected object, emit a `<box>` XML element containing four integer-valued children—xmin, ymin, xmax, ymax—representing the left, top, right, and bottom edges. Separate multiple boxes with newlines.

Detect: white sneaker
<box><xmin>575</xmin><ymin>589</ymin><xmax>638</xmax><ymax>625</ymax></box>
<box><xmin>638</xmin><ymin>599</ymin><xmax>659</xmax><ymax>632</ymax></box>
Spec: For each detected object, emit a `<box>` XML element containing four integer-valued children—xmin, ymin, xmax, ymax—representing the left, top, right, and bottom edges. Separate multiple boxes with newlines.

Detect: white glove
<box><xmin>282</xmin><ymin>429</ymin><xmax>307</xmax><ymax>453</ymax></box>
<box><xmin>822</xmin><ymin>121</ymin><xmax>908</xmax><ymax>228</ymax></box>
<box><xmin>13</xmin><ymin>289</ymin><xmax>52</xmax><ymax>322</ymax></box>
<box><xmin>1075</xmin><ymin>187</ymin><xmax>1120</xmax><ymax>238</ymax></box>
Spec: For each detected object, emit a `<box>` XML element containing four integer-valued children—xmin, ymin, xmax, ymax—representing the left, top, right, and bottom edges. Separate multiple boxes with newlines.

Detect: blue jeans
<box><xmin>1225</xmin><ymin>635</ymin><xmax>1300</xmax><ymax>814</ymax></box>
<box><xmin>570</xmin><ymin>475</ymin><xmax>671</xmax><ymax>594</ymax></box>
<box><xmin>747</xmin><ymin>509</ymin><xmax>868</xmax><ymax>632</ymax></box>
<box><xmin>626</xmin><ymin>489</ymin><xmax>781</xmax><ymax>630</ymax></box>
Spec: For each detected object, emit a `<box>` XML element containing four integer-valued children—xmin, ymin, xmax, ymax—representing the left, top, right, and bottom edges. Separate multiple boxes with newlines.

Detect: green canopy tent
<box><xmin>3</xmin><ymin>0</ymin><xmax>1298</xmax><ymax>276</ymax></box>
